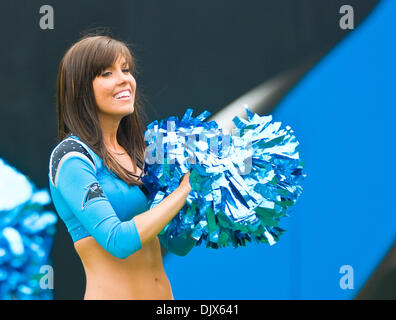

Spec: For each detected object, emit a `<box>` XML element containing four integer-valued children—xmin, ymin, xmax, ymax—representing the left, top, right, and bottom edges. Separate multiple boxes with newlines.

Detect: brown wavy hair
<box><xmin>56</xmin><ymin>33</ymin><xmax>147</xmax><ymax>186</ymax></box>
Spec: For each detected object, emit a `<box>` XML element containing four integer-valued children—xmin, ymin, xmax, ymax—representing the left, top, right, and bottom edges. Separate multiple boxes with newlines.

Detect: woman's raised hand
<box><xmin>179</xmin><ymin>171</ymin><xmax>192</xmax><ymax>194</ymax></box>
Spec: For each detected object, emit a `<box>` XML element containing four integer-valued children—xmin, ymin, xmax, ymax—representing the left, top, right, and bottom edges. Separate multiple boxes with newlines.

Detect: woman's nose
<box><xmin>116</xmin><ymin>69</ymin><xmax>130</xmax><ymax>82</ymax></box>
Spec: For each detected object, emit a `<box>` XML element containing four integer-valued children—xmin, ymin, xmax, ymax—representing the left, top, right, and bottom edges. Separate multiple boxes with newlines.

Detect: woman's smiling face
<box><xmin>92</xmin><ymin>55</ymin><xmax>136</xmax><ymax>121</ymax></box>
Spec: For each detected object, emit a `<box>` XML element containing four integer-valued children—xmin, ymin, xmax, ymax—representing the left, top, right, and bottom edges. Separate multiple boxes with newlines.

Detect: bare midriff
<box><xmin>74</xmin><ymin>235</ymin><xmax>174</xmax><ymax>300</ymax></box>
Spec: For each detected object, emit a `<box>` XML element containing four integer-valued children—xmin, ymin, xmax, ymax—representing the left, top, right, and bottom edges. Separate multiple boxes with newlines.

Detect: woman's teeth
<box><xmin>114</xmin><ymin>90</ymin><xmax>131</xmax><ymax>100</ymax></box>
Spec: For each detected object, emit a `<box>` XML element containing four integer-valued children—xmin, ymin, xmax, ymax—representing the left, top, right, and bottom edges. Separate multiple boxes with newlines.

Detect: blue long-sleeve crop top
<box><xmin>48</xmin><ymin>134</ymin><xmax>196</xmax><ymax>259</ymax></box>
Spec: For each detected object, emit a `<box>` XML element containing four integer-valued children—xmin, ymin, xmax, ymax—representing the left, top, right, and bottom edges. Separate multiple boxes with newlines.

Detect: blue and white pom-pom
<box><xmin>0</xmin><ymin>158</ymin><xmax>57</xmax><ymax>299</ymax></box>
<box><xmin>141</xmin><ymin>106</ymin><xmax>305</xmax><ymax>249</ymax></box>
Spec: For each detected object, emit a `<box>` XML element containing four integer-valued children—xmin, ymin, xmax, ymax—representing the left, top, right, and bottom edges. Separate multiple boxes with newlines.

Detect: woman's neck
<box><xmin>98</xmin><ymin>114</ymin><xmax>122</xmax><ymax>152</ymax></box>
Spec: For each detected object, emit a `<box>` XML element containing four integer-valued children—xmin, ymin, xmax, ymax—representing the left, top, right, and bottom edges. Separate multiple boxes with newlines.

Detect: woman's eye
<box><xmin>101</xmin><ymin>69</ymin><xmax>129</xmax><ymax>77</ymax></box>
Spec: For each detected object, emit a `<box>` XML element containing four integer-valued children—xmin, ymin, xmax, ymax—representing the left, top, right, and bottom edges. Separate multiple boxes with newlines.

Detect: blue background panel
<box><xmin>164</xmin><ymin>0</ymin><xmax>396</xmax><ymax>299</ymax></box>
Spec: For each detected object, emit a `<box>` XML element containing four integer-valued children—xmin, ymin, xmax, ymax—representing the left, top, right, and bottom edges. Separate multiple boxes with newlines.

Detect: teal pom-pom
<box><xmin>142</xmin><ymin>106</ymin><xmax>306</xmax><ymax>249</ymax></box>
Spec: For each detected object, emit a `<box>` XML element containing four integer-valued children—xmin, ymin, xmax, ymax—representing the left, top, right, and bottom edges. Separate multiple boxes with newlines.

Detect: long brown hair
<box><xmin>56</xmin><ymin>33</ymin><xmax>147</xmax><ymax>186</ymax></box>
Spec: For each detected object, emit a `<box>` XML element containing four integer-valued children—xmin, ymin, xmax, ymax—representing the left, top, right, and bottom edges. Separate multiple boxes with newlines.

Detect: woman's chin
<box><xmin>127</xmin><ymin>105</ymin><xmax>135</xmax><ymax>115</ymax></box>
<box><xmin>98</xmin><ymin>103</ymin><xmax>134</xmax><ymax>119</ymax></box>
<box><xmin>116</xmin><ymin>103</ymin><xmax>134</xmax><ymax>115</ymax></box>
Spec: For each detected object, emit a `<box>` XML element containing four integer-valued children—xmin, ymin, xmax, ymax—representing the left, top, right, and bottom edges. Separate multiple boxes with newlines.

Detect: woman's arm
<box><xmin>51</xmin><ymin>138</ymin><xmax>192</xmax><ymax>258</ymax></box>
<box><xmin>53</xmin><ymin>154</ymin><xmax>143</xmax><ymax>259</ymax></box>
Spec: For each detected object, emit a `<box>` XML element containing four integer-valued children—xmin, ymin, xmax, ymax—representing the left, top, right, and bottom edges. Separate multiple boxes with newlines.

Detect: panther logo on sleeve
<box><xmin>82</xmin><ymin>182</ymin><xmax>108</xmax><ymax>210</ymax></box>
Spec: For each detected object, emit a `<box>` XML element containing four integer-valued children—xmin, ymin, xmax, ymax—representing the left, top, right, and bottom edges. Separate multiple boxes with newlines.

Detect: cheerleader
<box><xmin>48</xmin><ymin>34</ymin><xmax>195</xmax><ymax>300</ymax></box>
